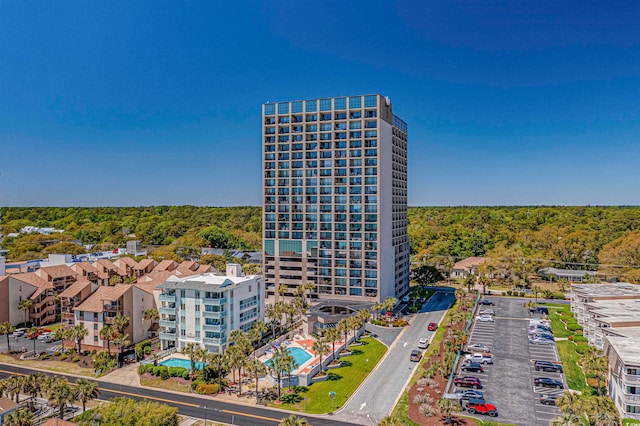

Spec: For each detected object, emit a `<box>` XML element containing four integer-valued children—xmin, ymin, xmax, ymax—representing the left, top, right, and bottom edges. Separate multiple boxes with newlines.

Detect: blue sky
<box><xmin>1</xmin><ymin>0</ymin><xmax>639</xmax><ymax>206</ymax></box>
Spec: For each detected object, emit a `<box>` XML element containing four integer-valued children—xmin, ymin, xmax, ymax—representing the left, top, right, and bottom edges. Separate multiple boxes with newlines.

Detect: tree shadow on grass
<box><xmin>328</xmin><ymin>372</ymin><xmax>342</xmax><ymax>381</ymax></box>
<box><xmin>338</xmin><ymin>360</ymin><xmax>352</xmax><ymax>367</ymax></box>
<box><xmin>350</xmin><ymin>349</ymin><xmax>363</xmax><ymax>355</ymax></box>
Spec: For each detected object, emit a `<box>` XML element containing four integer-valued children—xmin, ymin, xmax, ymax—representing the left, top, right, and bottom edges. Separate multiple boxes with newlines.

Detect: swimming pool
<box><xmin>266</xmin><ymin>347</ymin><xmax>313</xmax><ymax>372</ymax></box>
<box><xmin>159</xmin><ymin>357</ymin><xmax>205</xmax><ymax>371</ymax></box>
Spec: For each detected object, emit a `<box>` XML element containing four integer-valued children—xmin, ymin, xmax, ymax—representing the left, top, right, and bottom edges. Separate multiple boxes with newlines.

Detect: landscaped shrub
<box><xmin>506</xmin><ymin>290</ymin><xmax>512</xmax><ymax>296</ymax></box>
<box><xmin>160</xmin><ymin>369</ymin><xmax>170</xmax><ymax>380</ymax></box>
<box><xmin>136</xmin><ymin>339</ymin><xmax>152</xmax><ymax>360</ymax></box>
<box><xmin>181</xmin><ymin>370</ymin><xmax>189</xmax><ymax>380</ymax></box>
<box><xmin>168</xmin><ymin>367</ymin><xmax>187</xmax><ymax>377</ymax></box>
<box><xmin>573</xmin><ymin>335</ymin><xmax>588</xmax><ymax>343</ymax></box>
<box><xmin>191</xmin><ymin>379</ymin><xmax>203</xmax><ymax>390</ymax></box>
<box><xmin>144</xmin><ymin>346</ymin><xmax>152</xmax><ymax>356</ymax></box>
<box><xmin>567</xmin><ymin>323</ymin><xmax>583</xmax><ymax>331</ymax></box>
<box><xmin>53</xmin><ymin>351</ymin><xmax>61</xmax><ymax>356</ymax></box>
<box><xmin>39</xmin><ymin>353</ymin><xmax>49</xmax><ymax>360</ymax></box>
<box><xmin>72</xmin><ymin>355</ymin><xmax>81</xmax><ymax>362</ymax></box>
<box><xmin>138</xmin><ymin>365</ymin><xmax>147</xmax><ymax>375</ymax></box>
<box><xmin>60</xmin><ymin>354</ymin><xmax>67</xmax><ymax>361</ymax></box>
<box><xmin>83</xmin><ymin>350</ymin><xmax>91</xmax><ymax>356</ymax></box>
<box><xmin>575</xmin><ymin>345</ymin><xmax>590</xmax><ymax>355</ymax></box>
<box><xmin>568</xmin><ymin>335</ymin><xmax>575</xmax><ymax>341</ymax></box>
<box><xmin>195</xmin><ymin>383</ymin><xmax>219</xmax><ymax>394</ymax></box>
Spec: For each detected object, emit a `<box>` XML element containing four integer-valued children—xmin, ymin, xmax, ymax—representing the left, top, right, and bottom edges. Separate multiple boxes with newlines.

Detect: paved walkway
<box><xmin>100</xmin><ymin>363</ymin><xmax>140</xmax><ymax>385</ymax></box>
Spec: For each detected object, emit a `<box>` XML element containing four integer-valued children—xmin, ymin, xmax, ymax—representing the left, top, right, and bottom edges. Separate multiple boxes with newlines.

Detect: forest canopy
<box><xmin>2</xmin><ymin>206</ymin><xmax>639</xmax><ymax>282</ymax></box>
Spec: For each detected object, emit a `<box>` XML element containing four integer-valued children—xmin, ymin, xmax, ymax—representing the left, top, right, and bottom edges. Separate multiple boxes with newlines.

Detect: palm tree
<box><xmin>312</xmin><ymin>337</ymin><xmax>329</xmax><ymax>375</ymax></box>
<box><xmin>6</xmin><ymin>375</ymin><xmax>24</xmax><ymax>403</ymax></box>
<box><xmin>302</xmin><ymin>282</ymin><xmax>315</xmax><ymax>307</ymax></box>
<box><xmin>269</xmin><ymin>345</ymin><xmax>289</xmax><ymax>400</ymax></box>
<box><xmin>27</xmin><ymin>326</ymin><xmax>39</xmax><ymax>355</ymax></box>
<box><xmin>556</xmin><ymin>391</ymin><xmax>584</xmax><ymax>416</ymax></box>
<box><xmin>100</xmin><ymin>324</ymin><xmax>116</xmax><ymax>354</ymax></box>
<box><xmin>4</xmin><ymin>407</ymin><xmax>33</xmax><ymax>426</ymax></box>
<box><xmin>143</xmin><ymin>309</ymin><xmax>159</xmax><ymax>337</ymax></box>
<box><xmin>0</xmin><ymin>322</ymin><xmax>15</xmax><ymax>353</ymax></box>
<box><xmin>249</xmin><ymin>320</ymin><xmax>268</xmax><ymax>354</ymax></box>
<box><xmin>18</xmin><ymin>299</ymin><xmax>32</xmax><ymax>327</ymax></box>
<box><xmin>277</xmin><ymin>283</ymin><xmax>288</xmax><ymax>304</ymax></box>
<box><xmin>437</xmin><ymin>397</ymin><xmax>461</xmax><ymax>424</ymax></box>
<box><xmin>112</xmin><ymin>314</ymin><xmax>130</xmax><ymax>336</ymax></box>
<box><xmin>227</xmin><ymin>345</ymin><xmax>247</xmax><ymax>394</ymax></box>
<box><xmin>47</xmin><ymin>377</ymin><xmax>77</xmax><ymax>419</ymax></box>
<box><xmin>324</xmin><ymin>328</ymin><xmax>340</xmax><ymax>361</ymax></box>
<box><xmin>245</xmin><ymin>357</ymin><xmax>267</xmax><ymax>403</ymax></box>
<box><xmin>181</xmin><ymin>342</ymin><xmax>199</xmax><ymax>372</ymax></box>
<box><xmin>348</xmin><ymin>316</ymin><xmax>361</xmax><ymax>342</ymax></box>
<box><xmin>279</xmin><ymin>415</ymin><xmax>309</xmax><ymax>426</ymax></box>
<box><xmin>284</xmin><ymin>352</ymin><xmax>298</xmax><ymax>392</ymax></box>
<box><xmin>583</xmin><ymin>349</ymin><xmax>608</xmax><ymax>396</ymax></box>
<box><xmin>194</xmin><ymin>346</ymin><xmax>208</xmax><ymax>371</ymax></box>
<box><xmin>378</xmin><ymin>415</ymin><xmax>403</xmax><ymax>426</ymax></box>
<box><xmin>478</xmin><ymin>274</ymin><xmax>491</xmax><ymax>294</ymax></box>
<box><xmin>337</xmin><ymin>318</ymin><xmax>349</xmax><ymax>348</ymax></box>
<box><xmin>524</xmin><ymin>300</ymin><xmax>536</xmax><ymax>318</ymax></box>
<box><xmin>266</xmin><ymin>304</ymin><xmax>281</xmax><ymax>340</ymax></box>
<box><xmin>357</xmin><ymin>308</ymin><xmax>370</xmax><ymax>327</ymax></box>
<box><xmin>23</xmin><ymin>373</ymin><xmax>45</xmax><ymax>409</ymax></box>
<box><xmin>75</xmin><ymin>379</ymin><xmax>99</xmax><ymax>412</ymax></box>
<box><xmin>112</xmin><ymin>333</ymin><xmax>130</xmax><ymax>355</ymax></box>
<box><xmin>590</xmin><ymin>411</ymin><xmax>618</xmax><ymax>426</ymax></box>
<box><xmin>550</xmin><ymin>414</ymin><xmax>583</xmax><ymax>426</ymax></box>
<box><xmin>208</xmin><ymin>351</ymin><xmax>227</xmax><ymax>390</ymax></box>
<box><xmin>71</xmin><ymin>324</ymin><xmax>88</xmax><ymax>353</ymax></box>
<box><xmin>382</xmin><ymin>297</ymin><xmax>398</xmax><ymax>315</ymax></box>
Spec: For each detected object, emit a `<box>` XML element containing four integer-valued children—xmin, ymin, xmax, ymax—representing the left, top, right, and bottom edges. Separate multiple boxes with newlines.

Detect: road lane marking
<box><xmin>222</xmin><ymin>409</ymin><xmax>280</xmax><ymax>422</ymax></box>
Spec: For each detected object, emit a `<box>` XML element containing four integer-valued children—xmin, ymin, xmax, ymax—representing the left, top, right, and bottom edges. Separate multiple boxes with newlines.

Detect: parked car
<box><xmin>466</xmin><ymin>343</ymin><xmax>491</xmax><ymax>353</ymax></box>
<box><xmin>428</xmin><ymin>322</ymin><xmax>437</xmax><ymax>331</ymax></box>
<box><xmin>466</xmin><ymin>399</ymin><xmax>498</xmax><ymax>417</ymax></box>
<box><xmin>478</xmin><ymin>309</ymin><xmax>495</xmax><ymax>316</ymax></box>
<box><xmin>464</xmin><ymin>353</ymin><xmax>494</xmax><ymax>365</ymax></box>
<box><xmin>535</xmin><ymin>361</ymin><xmax>563</xmax><ymax>373</ymax></box>
<box><xmin>410</xmin><ymin>350</ymin><xmax>422</xmax><ymax>362</ymax></box>
<box><xmin>12</xmin><ymin>328</ymin><xmax>27</xmax><ymax>338</ymax></box>
<box><xmin>402</xmin><ymin>295</ymin><xmax>410</xmax><ymax>303</ymax></box>
<box><xmin>454</xmin><ymin>376</ymin><xmax>483</xmax><ymax>389</ymax></box>
<box><xmin>476</xmin><ymin>315</ymin><xmax>494</xmax><ymax>322</ymax></box>
<box><xmin>418</xmin><ymin>338</ymin><xmax>429</xmax><ymax>349</ymax></box>
<box><xmin>456</xmin><ymin>389</ymin><xmax>485</xmax><ymax>400</ymax></box>
<box><xmin>530</xmin><ymin>332</ymin><xmax>555</xmax><ymax>341</ymax></box>
<box><xmin>461</xmin><ymin>362</ymin><xmax>484</xmax><ymax>373</ymax></box>
<box><xmin>37</xmin><ymin>332</ymin><xmax>52</xmax><ymax>340</ymax></box>
<box><xmin>534</xmin><ymin>377</ymin><xmax>564</xmax><ymax>389</ymax></box>
<box><xmin>540</xmin><ymin>394</ymin><xmax>558</xmax><ymax>405</ymax></box>
<box><xmin>480</xmin><ymin>300</ymin><xmax>494</xmax><ymax>306</ymax></box>
<box><xmin>529</xmin><ymin>337</ymin><xmax>555</xmax><ymax>345</ymax></box>
<box><xmin>530</xmin><ymin>323</ymin><xmax>552</xmax><ymax>332</ymax></box>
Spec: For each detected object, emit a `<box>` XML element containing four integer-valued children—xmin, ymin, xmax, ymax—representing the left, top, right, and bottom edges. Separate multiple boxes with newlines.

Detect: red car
<box><xmin>454</xmin><ymin>376</ymin><xmax>483</xmax><ymax>389</ymax></box>
<box><xmin>428</xmin><ymin>322</ymin><xmax>437</xmax><ymax>331</ymax></box>
<box><xmin>466</xmin><ymin>399</ymin><xmax>498</xmax><ymax>417</ymax></box>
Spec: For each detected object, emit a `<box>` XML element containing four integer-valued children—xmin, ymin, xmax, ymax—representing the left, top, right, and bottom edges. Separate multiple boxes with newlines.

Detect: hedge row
<box><xmin>137</xmin><ymin>364</ymin><xmax>189</xmax><ymax>380</ymax></box>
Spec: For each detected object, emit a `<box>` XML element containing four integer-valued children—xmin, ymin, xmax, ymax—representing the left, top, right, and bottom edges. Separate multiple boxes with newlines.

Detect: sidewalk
<box><xmin>100</xmin><ymin>363</ymin><xmax>140</xmax><ymax>386</ymax></box>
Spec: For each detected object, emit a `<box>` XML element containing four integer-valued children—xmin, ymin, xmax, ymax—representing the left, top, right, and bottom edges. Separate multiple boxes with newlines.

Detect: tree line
<box><xmin>3</xmin><ymin>206</ymin><xmax>640</xmax><ymax>282</ymax></box>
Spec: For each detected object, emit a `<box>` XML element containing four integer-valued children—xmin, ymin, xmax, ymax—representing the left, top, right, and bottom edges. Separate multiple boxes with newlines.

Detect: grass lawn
<box><xmin>0</xmin><ymin>354</ymin><xmax>94</xmax><ymax>376</ymax></box>
<box><xmin>140</xmin><ymin>375</ymin><xmax>192</xmax><ymax>393</ymax></box>
<box><xmin>271</xmin><ymin>336</ymin><xmax>386</xmax><ymax>414</ymax></box>
<box><xmin>391</xmin><ymin>392</ymin><xmax>419</xmax><ymax>426</ymax></box>
<box><xmin>556</xmin><ymin>341</ymin><xmax>587</xmax><ymax>392</ymax></box>
<box><xmin>547</xmin><ymin>306</ymin><xmax>576</xmax><ymax>338</ymax></box>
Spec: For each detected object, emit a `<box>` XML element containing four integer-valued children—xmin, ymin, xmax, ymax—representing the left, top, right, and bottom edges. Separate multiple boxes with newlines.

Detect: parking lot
<box><xmin>453</xmin><ymin>296</ymin><xmax>565</xmax><ymax>425</ymax></box>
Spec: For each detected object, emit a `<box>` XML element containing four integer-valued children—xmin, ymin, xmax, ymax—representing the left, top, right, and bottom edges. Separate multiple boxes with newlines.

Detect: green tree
<box><xmin>550</xmin><ymin>414</ymin><xmax>583</xmax><ymax>426</ymax></box>
<box><xmin>245</xmin><ymin>357</ymin><xmax>267</xmax><ymax>404</ymax></box>
<box><xmin>0</xmin><ymin>322</ymin><xmax>15</xmax><ymax>353</ymax></box>
<box><xmin>181</xmin><ymin>342</ymin><xmax>199</xmax><ymax>373</ymax></box>
<box><xmin>17</xmin><ymin>299</ymin><xmax>31</xmax><ymax>327</ymax></box>
<box><xmin>22</xmin><ymin>373</ymin><xmax>46</xmax><ymax>409</ymax></box>
<box><xmin>113</xmin><ymin>333</ymin><xmax>130</xmax><ymax>354</ymax></box>
<box><xmin>27</xmin><ymin>326</ymin><xmax>38</xmax><ymax>354</ymax></box>
<box><xmin>75</xmin><ymin>379</ymin><xmax>99</xmax><ymax>412</ymax></box>
<box><xmin>77</xmin><ymin>396</ymin><xmax>178</xmax><ymax>426</ymax></box>
<box><xmin>524</xmin><ymin>301</ymin><xmax>536</xmax><ymax>318</ymax></box>
<box><xmin>412</xmin><ymin>265</ymin><xmax>444</xmax><ymax>286</ymax></box>
<box><xmin>100</xmin><ymin>324</ymin><xmax>116</xmax><ymax>354</ymax></box>
<box><xmin>556</xmin><ymin>391</ymin><xmax>584</xmax><ymax>416</ymax></box>
<box><xmin>6</xmin><ymin>375</ymin><xmax>25</xmax><ymax>403</ymax></box>
<box><xmin>583</xmin><ymin>349</ymin><xmax>608</xmax><ymax>396</ymax></box>
<box><xmin>312</xmin><ymin>337</ymin><xmax>329</xmax><ymax>375</ymax></box>
<box><xmin>269</xmin><ymin>345</ymin><xmax>289</xmax><ymax>401</ymax></box>
<box><xmin>47</xmin><ymin>377</ymin><xmax>77</xmax><ymax>419</ymax></box>
<box><xmin>324</xmin><ymin>327</ymin><xmax>340</xmax><ymax>361</ymax></box>
<box><xmin>279</xmin><ymin>415</ymin><xmax>309</xmax><ymax>426</ymax></box>
<box><xmin>437</xmin><ymin>397</ymin><xmax>461</xmax><ymax>424</ymax></box>
<box><xmin>71</xmin><ymin>324</ymin><xmax>88</xmax><ymax>353</ymax></box>
<box><xmin>112</xmin><ymin>314</ymin><xmax>130</xmax><ymax>336</ymax></box>
<box><xmin>4</xmin><ymin>407</ymin><xmax>33</xmax><ymax>426</ymax></box>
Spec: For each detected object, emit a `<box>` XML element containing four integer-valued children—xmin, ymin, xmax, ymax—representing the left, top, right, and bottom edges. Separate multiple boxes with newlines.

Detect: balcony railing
<box><xmin>203</xmin><ymin>324</ymin><xmax>224</xmax><ymax>332</ymax></box>
<box><xmin>159</xmin><ymin>294</ymin><xmax>176</xmax><ymax>303</ymax></box>
<box><xmin>159</xmin><ymin>332</ymin><xmax>177</xmax><ymax>341</ymax></box>
<box><xmin>159</xmin><ymin>307</ymin><xmax>176</xmax><ymax>315</ymax></box>
<box><xmin>159</xmin><ymin>319</ymin><xmax>176</xmax><ymax>328</ymax></box>
<box><xmin>624</xmin><ymin>393</ymin><xmax>640</xmax><ymax>403</ymax></box>
<box><xmin>202</xmin><ymin>311</ymin><xmax>223</xmax><ymax>319</ymax></box>
<box><xmin>623</xmin><ymin>374</ymin><xmax>640</xmax><ymax>385</ymax></box>
<box><xmin>203</xmin><ymin>337</ymin><xmax>227</xmax><ymax>345</ymax></box>
<box><xmin>202</xmin><ymin>297</ymin><xmax>227</xmax><ymax>306</ymax></box>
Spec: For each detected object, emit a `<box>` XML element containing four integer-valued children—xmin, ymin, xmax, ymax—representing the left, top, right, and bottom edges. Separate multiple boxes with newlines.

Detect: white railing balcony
<box><xmin>203</xmin><ymin>337</ymin><xmax>227</xmax><ymax>345</ymax></box>
<box><xmin>203</xmin><ymin>297</ymin><xmax>227</xmax><ymax>306</ymax></box>
<box><xmin>623</xmin><ymin>374</ymin><xmax>640</xmax><ymax>385</ymax></box>
<box><xmin>203</xmin><ymin>324</ymin><xmax>224</xmax><ymax>332</ymax></box>
<box><xmin>159</xmin><ymin>332</ymin><xmax>176</xmax><ymax>340</ymax></box>
<box><xmin>202</xmin><ymin>311</ymin><xmax>222</xmax><ymax>319</ymax></box>
<box><xmin>159</xmin><ymin>319</ymin><xmax>175</xmax><ymax>328</ymax></box>
<box><xmin>159</xmin><ymin>294</ymin><xmax>176</xmax><ymax>303</ymax></box>
<box><xmin>624</xmin><ymin>393</ymin><xmax>640</xmax><ymax>403</ymax></box>
<box><xmin>159</xmin><ymin>307</ymin><xmax>176</xmax><ymax>315</ymax></box>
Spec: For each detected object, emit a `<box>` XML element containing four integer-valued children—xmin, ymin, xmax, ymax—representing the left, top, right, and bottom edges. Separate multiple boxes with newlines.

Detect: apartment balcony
<box><xmin>624</xmin><ymin>393</ymin><xmax>640</xmax><ymax>404</ymax></box>
<box><xmin>159</xmin><ymin>332</ymin><xmax>177</xmax><ymax>341</ymax></box>
<box><xmin>202</xmin><ymin>311</ymin><xmax>223</xmax><ymax>319</ymax></box>
<box><xmin>624</xmin><ymin>374</ymin><xmax>640</xmax><ymax>385</ymax></box>
<box><xmin>203</xmin><ymin>337</ymin><xmax>227</xmax><ymax>345</ymax></box>
<box><xmin>159</xmin><ymin>319</ymin><xmax>176</xmax><ymax>328</ymax></box>
<box><xmin>159</xmin><ymin>307</ymin><xmax>176</xmax><ymax>315</ymax></box>
<box><xmin>203</xmin><ymin>324</ymin><xmax>224</xmax><ymax>333</ymax></box>
<box><xmin>159</xmin><ymin>294</ymin><xmax>176</xmax><ymax>303</ymax></box>
<box><xmin>202</xmin><ymin>297</ymin><xmax>227</xmax><ymax>306</ymax></box>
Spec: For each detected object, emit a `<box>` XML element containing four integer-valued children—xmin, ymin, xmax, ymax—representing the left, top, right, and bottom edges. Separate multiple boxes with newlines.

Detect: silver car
<box><xmin>529</xmin><ymin>337</ymin><xmax>555</xmax><ymax>345</ymax></box>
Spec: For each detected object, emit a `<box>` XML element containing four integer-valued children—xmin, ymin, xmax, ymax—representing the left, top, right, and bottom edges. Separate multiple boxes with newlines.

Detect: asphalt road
<box><xmin>335</xmin><ymin>290</ymin><xmax>455</xmax><ymax>425</ymax></box>
<box><xmin>0</xmin><ymin>363</ymin><xmax>358</xmax><ymax>426</ymax></box>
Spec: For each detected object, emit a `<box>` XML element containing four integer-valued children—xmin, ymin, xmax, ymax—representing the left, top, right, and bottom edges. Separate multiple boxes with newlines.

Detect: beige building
<box><xmin>450</xmin><ymin>257</ymin><xmax>489</xmax><ymax>279</ymax></box>
<box><xmin>262</xmin><ymin>95</ymin><xmax>410</xmax><ymax>303</ymax></box>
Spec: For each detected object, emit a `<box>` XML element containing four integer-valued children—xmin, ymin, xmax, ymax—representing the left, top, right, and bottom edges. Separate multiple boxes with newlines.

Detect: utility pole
<box><xmin>522</xmin><ymin>257</ymin><xmax>526</xmax><ymax>288</ymax></box>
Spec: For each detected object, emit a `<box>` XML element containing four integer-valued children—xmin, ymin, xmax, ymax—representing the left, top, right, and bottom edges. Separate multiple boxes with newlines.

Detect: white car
<box><xmin>466</xmin><ymin>343</ymin><xmax>491</xmax><ymax>353</ymax></box>
<box><xmin>478</xmin><ymin>309</ymin><xmax>495</xmax><ymax>316</ymax></box>
<box><xmin>476</xmin><ymin>315</ymin><xmax>495</xmax><ymax>322</ymax></box>
<box><xmin>418</xmin><ymin>338</ymin><xmax>428</xmax><ymax>349</ymax></box>
<box><xmin>12</xmin><ymin>328</ymin><xmax>27</xmax><ymax>337</ymax></box>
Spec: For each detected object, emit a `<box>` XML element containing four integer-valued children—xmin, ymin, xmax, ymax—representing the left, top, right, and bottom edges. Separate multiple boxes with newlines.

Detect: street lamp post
<box><xmin>203</xmin><ymin>406</ymin><xmax>207</xmax><ymax>426</ymax></box>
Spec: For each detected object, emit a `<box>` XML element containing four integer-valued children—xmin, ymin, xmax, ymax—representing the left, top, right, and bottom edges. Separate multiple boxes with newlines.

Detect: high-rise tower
<box><xmin>262</xmin><ymin>95</ymin><xmax>409</xmax><ymax>302</ymax></box>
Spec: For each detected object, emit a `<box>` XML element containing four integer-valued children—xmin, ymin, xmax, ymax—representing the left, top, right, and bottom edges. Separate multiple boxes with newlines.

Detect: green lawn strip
<box><xmin>547</xmin><ymin>306</ymin><xmax>577</xmax><ymax>338</ymax></box>
<box><xmin>140</xmin><ymin>375</ymin><xmax>192</xmax><ymax>393</ymax></box>
<box><xmin>271</xmin><ymin>336</ymin><xmax>386</xmax><ymax>414</ymax></box>
<box><xmin>0</xmin><ymin>354</ymin><xmax>94</xmax><ymax>377</ymax></box>
<box><xmin>391</xmin><ymin>392</ymin><xmax>419</xmax><ymax>426</ymax></box>
<box><xmin>537</xmin><ymin>302</ymin><xmax>570</xmax><ymax>308</ymax></box>
<box><xmin>556</xmin><ymin>340</ymin><xmax>587</xmax><ymax>392</ymax></box>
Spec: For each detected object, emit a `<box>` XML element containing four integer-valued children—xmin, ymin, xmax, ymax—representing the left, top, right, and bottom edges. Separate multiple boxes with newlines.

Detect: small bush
<box><xmin>138</xmin><ymin>365</ymin><xmax>147</xmax><ymax>375</ymax></box>
<box><xmin>575</xmin><ymin>345</ymin><xmax>590</xmax><ymax>355</ymax></box>
<box><xmin>168</xmin><ymin>366</ymin><xmax>187</xmax><ymax>377</ymax></box>
<box><xmin>181</xmin><ymin>370</ymin><xmax>189</xmax><ymax>380</ymax></box>
<box><xmin>60</xmin><ymin>354</ymin><xmax>67</xmax><ymax>361</ymax></box>
<box><xmin>72</xmin><ymin>355</ymin><xmax>81</xmax><ymax>363</ymax></box>
<box><xmin>506</xmin><ymin>290</ymin><xmax>512</xmax><ymax>296</ymax></box>
<box><xmin>567</xmin><ymin>323</ymin><xmax>583</xmax><ymax>331</ymax></box>
<box><xmin>53</xmin><ymin>351</ymin><xmax>61</xmax><ymax>356</ymax></box>
<box><xmin>191</xmin><ymin>379</ymin><xmax>203</xmax><ymax>390</ymax></box>
<box><xmin>568</xmin><ymin>335</ymin><xmax>575</xmax><ymax>341</ymax></box>
<box><xmin>144</xmin><ymin>346</ymin><xmax>152</xmax><ymax>355</ymax></box>
<box><xmin>83</xmin><ymin>350</ymin><xmax>91</xmax><ymax>356</ymax></box>
<box><xmin>160</xmin><ymin>369</ymin><xmax>170</xmax><ymax>380</ymax></box>
<box><xmin>39</xmin><ymin>353</ymin><xmax>49</xmax><ymax>360</ymax></box>
<box><xmin>573</xmin><ymin>335</ymin><xmax>588</xmax><ymax>343</ymax></box>
<box><xmin>195</xmin><ymin>383</ymin><xmax>219</xmax><ymax>394</ymax></box>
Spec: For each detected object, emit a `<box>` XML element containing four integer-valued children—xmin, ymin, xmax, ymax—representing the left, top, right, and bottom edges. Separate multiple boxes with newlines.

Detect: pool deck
<box><xmin>259</xmin><ymin>335</ymin><xmax>346</xmax><ymax>375</ymax></box>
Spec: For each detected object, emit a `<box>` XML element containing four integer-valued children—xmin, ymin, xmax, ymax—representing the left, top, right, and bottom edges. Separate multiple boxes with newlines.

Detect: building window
<box><xmin>334</xmin><ymin>97</ymin><xmax>346</xmax><ymax>110</ymax></box>
<box><xmin>180</xmin><ymin>290</ymin><xmax>186</xmax><ymax>298</ymax></box>
<box><xmin>264</xmin><ymin>103</ymin><xmax>275</xmax><ymax>115</ymax></box>
<box><xmin>349</xmin><ymin>96</ymin><xmax>361</xmax><ymax>109</ymax></box>
<box><xmin>306</xmin><ymin>100</ymin><xmax>317</xmax><ymax>112</ymax></box>
<box><xmin>181</xmin><ymin>329</ymin><xmax>186</xmax><ymax>336</ymax></box>
<box><xmin>93</xmin><ymin>324</ymin><xmax>98</xmax><ymax>330</ymax></box>
<box><xmin>364</xmin><ymin>95</ymin><xmax>377</xmax><ymax>108</ymax></box>
<box><xmin>195</xmin><ymin>330</ymin><xmax>201</xmax><ymax>338</ymax></box>
<box><xmin>291</xmin><ymin>101</ymin><xmax>303</xmax><ymax>113</ymax></box>
<box><xmin>278</xmin><ymin>102</ymin><xmax>289</xmax><ymax>114</ymax></box>
<box><xmin>94</xmin><ymin>336</ymin><xmax>98</xmax><ymax>343</ymax></box>
<box><xmin>195</xmin><ymin>305</ymin><xmax>200</xmax><ymax>311</ymax></box>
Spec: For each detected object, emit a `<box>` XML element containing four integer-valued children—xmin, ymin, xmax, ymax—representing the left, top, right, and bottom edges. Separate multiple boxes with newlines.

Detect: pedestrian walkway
<box><xmin>100</xmin><ymin>363</ymin><xmax>140</xmax><ymax>386</ymax></box>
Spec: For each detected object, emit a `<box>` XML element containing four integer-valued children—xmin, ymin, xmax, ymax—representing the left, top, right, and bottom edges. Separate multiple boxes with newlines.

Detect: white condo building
<box><xmin>157</xmin><ymin>264</ymin><xmax>264</xmax><ymax>353</ymax></box>
<box><xmin>262</xmin><ymin>94</ymin><xmax>410</xmax><ymax>303</ymax></box>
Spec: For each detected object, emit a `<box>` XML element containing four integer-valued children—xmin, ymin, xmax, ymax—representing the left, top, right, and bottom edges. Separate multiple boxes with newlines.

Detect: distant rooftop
<box><xmin>607</xmin><ymin>326</ymin><xmax>640</xmax><ymax>365</ymax></box>
<box><xmin>572</xmin><ymin>283</ymin><xmax>640</xmax><ymax>297</ymax></box>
